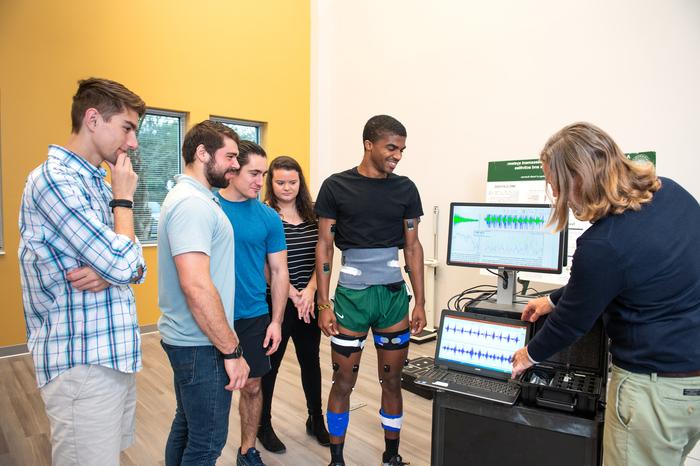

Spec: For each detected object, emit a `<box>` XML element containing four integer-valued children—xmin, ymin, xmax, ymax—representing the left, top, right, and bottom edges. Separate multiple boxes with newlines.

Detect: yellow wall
<box><xmin>0</xmin><ymin>1</ymin><xmax>310</xmax><ymax>347</ymax></box>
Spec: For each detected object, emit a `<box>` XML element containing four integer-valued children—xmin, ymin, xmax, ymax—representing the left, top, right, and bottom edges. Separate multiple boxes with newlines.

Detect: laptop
<box><xmin>415</xmin><ymin>309</ymin><xmax>532</xmax><ymax>405</ymax></box>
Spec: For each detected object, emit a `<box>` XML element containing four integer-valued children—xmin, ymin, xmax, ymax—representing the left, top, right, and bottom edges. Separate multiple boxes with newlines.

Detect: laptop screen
<box><xmin>435</xmin><ymin>310</ymin><xmax>531</xmax><ymax>380</ymax></box>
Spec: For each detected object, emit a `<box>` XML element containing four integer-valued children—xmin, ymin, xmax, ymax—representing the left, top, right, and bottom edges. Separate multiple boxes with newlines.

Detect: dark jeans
<box><xmin>261</xmin><ymin>297</ymin><xmax>323</xmax><ymax>426</ymax></box>
<box><xmin>161</xmin><ymin>341</ymin><xmax>233</xmax><ymax>466</ymax></box>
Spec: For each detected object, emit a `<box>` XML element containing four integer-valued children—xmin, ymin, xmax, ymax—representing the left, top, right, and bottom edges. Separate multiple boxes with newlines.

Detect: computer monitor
<box><xmin>446</xmin><ymin>203</ymin><xmax>566</xmax><ymax>304</ymax></box>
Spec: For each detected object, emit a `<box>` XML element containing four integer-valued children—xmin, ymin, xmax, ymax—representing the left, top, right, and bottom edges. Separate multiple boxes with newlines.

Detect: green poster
<box><xmin>488</xmin><ymin>151</ymin><xmax>656</xmax><ymax>183</ymax></box>
<box><xmin>487</xmin><ymin>159</ymin><xmax>543</xmax><ymax>182</ymax></box>
<box><xmin>626</xmin><ymin>151</ymin><xmax>656</xmax><ymax>166</ymax></box>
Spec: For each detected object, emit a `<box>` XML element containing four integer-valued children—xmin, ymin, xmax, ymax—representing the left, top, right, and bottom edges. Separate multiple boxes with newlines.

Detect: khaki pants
<box><xmin>604</xmin><ymin>365</ymin><xmax>700</xmax><ymax>466</ymax></box>
<box><xmin>40</xmin><ymin>364</ymin><xmax>137</xmax><ymax>466</ymax></box>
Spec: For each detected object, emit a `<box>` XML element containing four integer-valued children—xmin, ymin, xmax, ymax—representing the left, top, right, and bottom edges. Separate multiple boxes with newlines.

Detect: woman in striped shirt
<box><xmin>258</xmin><ymin>156</ymin><xmax>330</xmax><ymax>454</ymax></box>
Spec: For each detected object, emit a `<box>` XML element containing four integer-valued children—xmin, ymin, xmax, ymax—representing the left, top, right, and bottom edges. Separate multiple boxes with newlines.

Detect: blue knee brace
<box><xmin>373</xmin><ymin>328</ymin><xmax>410</xmax><ymax>350</ymax></box>
<box><xmin>379</xmin><ymin>408</ymin><xmax>403</xmax><ymax>432</ymax></box>
<box><xmin>327</xmin><ymin>410</ymin><xmax>350</xmax><ymax>437</ymax></box>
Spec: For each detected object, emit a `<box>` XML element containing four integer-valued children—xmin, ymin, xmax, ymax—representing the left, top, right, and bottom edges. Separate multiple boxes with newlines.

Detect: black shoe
<box><xmin>306</xmin><ymin>414</ymin><xmax>331</xmax><ymax>446</ymax></box>
<box><xmin>327</xmin><ymin>463</ymin><xmax>345</xmax><ymax>466</ymax></box>
<box><xmin>257</xmin><ymin>425</ymin><xmax>286</xmax><ymax>454</ymax></box>
<box><xmin>382</xmin><ymin>454</ymin><xmax>410</xmax><ymax>466</ymax></box>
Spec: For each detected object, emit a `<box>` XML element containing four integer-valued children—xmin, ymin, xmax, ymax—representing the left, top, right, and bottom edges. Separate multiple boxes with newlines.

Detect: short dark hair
<box><xmin>71</xmin><ymin>78</ymin><xmax>146</xmax><ymax>133</ymax></box>
<box><xmin>264</xmin><ymin>155</ymin><xmax>316</xmax><ymax>224</ymax></box>
<box><xmin>362</xmin><ymin>115</ymin><xmax>407</xmax><ymax>143</ymax></box>
<box><xmin>236</xmin><ymin>140</ymin><xmax>267</xmax><ymax>168</ymax></box>
<box><xmin>182</xmin><ymin>120</ymin><xmax>240</xmax><ymax>166</ymax></box>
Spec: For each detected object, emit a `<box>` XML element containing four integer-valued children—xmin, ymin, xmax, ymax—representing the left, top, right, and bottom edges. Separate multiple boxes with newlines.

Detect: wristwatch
<box><xmin>221</xmin><ymin>344</ymin><xmax>243</xmax><ymax>359</ymax></box>
<box><xmin>109</xmin><ymin>199</ymin><xmax>134</xmax><ymax>211</ymax></box>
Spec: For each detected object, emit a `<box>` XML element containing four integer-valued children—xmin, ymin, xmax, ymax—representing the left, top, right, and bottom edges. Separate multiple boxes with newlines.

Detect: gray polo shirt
<box><xmin>157</xmin><ymin>174</ymin><xmax>235</xmax><ymax>346</ymax></box>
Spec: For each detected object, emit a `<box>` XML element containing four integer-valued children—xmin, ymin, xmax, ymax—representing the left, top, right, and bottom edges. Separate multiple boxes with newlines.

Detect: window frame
<box><xmin>134</xmin><ymin>108</ymin><xmax>186</xmax><ymax>246</ymax></box>
<box><xmin>210</xmin><ymin>116</ymin><xmax>264</xmax><ymax>144</ymax></box>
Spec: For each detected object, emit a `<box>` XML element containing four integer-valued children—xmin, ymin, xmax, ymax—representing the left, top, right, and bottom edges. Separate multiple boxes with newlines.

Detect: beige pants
<box><xmin>40</xmin><ymin>364</ymin><xmax>137</xmax><ymax>466</ymax></box>
<box><xmin>604</xmin><ymin>365</ymin><xmax>700</xmax><ymax>466</ymax></box>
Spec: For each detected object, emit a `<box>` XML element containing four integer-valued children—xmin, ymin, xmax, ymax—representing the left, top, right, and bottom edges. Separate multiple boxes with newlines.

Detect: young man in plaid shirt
<box><xmin>19</xmin><ymin>77</ymin><xmax>147</xmax><ymax>466</ymax></box>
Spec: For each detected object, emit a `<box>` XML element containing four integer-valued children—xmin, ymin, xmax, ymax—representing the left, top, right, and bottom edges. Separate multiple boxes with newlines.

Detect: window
<box><xmin>210</xmin><ymin>117</ymin><xmax>262</xmax><ymax>144</ymax></box>
<box><xmin>132</xmin><ymin>109</ymin><xmax>185</xmax><ymax>244</ymax></box>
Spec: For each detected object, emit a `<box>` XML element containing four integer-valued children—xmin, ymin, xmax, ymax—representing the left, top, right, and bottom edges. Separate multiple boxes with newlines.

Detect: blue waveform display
<box><xmin>441</xmin><ymin>345</ymin><xmax>513</xmax><ymax>364</ymax></box>
<box><xmin>444</xmin><ymin>324</ymin><xmax>521</xmax><ymax>344</ymax></box>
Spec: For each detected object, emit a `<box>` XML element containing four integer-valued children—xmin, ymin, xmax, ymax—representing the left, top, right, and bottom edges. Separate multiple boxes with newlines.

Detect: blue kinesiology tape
<box><xmin>379</xmin><ymin>408</ymin><xmax>403</xmax><ymax>432</ymax></box>
<box><xmin>327</xmin><ymin>410</ymin><xmax>350</xmax><ymax>437</ymax></box>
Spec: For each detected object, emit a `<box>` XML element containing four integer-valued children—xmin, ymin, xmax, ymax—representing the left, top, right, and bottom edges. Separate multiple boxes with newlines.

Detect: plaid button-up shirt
<box><xmin>19</xmin><ymin>145</ymin><xmax>146</xmax><ymax>387</ymax></box>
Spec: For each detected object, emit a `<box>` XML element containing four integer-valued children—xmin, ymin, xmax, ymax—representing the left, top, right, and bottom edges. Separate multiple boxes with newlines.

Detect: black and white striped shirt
<box><xmin>284</xmin><ymin>220</ymin><xmax>318</xmax><ymax>290</ymax></box>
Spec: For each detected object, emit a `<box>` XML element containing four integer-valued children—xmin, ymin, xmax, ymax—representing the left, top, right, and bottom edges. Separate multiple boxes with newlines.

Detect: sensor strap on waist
<box><xmin>339</xmin><ymin>247</ymin><xmax>404</xmax><ymax>289</ymax></box>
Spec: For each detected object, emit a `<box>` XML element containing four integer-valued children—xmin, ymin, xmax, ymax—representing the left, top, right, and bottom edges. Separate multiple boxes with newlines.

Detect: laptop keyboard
<box><xmin>422</xmin><ymin>367</ymin><xmax>520</xmax><ymax>396</ymax></box>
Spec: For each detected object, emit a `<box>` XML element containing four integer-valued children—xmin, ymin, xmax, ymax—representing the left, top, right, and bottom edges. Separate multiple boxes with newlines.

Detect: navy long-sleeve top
<box><xmin>528</xmin><ymin>177</ymin><xmax>700</xmax><ymax>374</ymax></box>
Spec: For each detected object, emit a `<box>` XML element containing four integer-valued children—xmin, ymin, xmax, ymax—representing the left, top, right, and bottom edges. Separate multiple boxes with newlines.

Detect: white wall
<box><xmin>311</xmin><ymin>0</ymin><xmax>700</xmax><ymax>327</ymax></box>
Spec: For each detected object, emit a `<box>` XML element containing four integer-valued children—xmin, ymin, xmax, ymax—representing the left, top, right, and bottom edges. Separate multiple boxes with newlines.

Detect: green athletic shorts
<box><xmin>332</xmin><ymin>282</ymin><xmax>409</xmax><ymax>333</ymax></box>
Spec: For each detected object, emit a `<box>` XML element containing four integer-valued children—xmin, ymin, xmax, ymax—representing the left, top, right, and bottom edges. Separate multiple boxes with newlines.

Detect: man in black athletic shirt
<box><xmin>315</xmin><ymin>115</ymin><xmax>427</xmax><ymax>466</ymax></box>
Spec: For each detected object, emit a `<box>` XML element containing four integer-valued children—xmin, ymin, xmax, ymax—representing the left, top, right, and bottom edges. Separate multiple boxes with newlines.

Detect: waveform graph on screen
<box><xmin>440</xmin><ymin>345</ymin><xmax>513</xmax><ymax>365</ymax></box>
<box><xmin>450</xmin><ymin>212</ymin><xmax>481</xmax><ymax>256</ymax></box>
<box><xmin>484</xmin><ymin>212</ymin><xmax>546</xmax><ymax>230</ymax></box>
<box><xmin>439</xmin><ymin>316</ymin><xmax>528</xmax><ymax>373</ymax></box>
<box><xmin>449</xmin><ymin>204</ymin><xmax>560</xmax><ymax>271</ymax></box>
<box><xmin>443</xmin><ymin>323</ymin><xmax>524</xmax><ymax>344</ymax></box>
<box><xmin>479</xmin><ymin>232</ymin><xmax>545</xmax><ymax>263</ymax></box>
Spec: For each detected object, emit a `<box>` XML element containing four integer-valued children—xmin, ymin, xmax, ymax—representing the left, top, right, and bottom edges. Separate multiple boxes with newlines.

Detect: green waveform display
<box><xmin>485</xmin><ymin>214</ymin><xmax>544</xmax><ymax>228</ymax></box>
<box><xmin>453</xmin><ymin>215</ymin><xmax>479</xmax><ymax>224</ymax></box>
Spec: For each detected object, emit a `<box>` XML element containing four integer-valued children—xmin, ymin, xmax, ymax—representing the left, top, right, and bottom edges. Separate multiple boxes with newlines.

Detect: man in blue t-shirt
<box><xmin>217</xmin><ymin>140</ymin><xmax>288</xmax><ymax>466</ymax></box>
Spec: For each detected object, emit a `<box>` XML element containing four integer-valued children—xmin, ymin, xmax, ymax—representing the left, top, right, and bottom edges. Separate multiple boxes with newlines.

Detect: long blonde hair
<box><xmin>541</xmin><ymin>122</ymin><xmax>660</xmax><ymax>231</ymax></box>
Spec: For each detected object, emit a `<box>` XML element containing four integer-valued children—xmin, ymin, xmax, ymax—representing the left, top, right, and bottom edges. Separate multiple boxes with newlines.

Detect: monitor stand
<box><xmin>496</xmin><ymin>267</ymin><xmax>518</xmax><ymax>305</ymax></box>
<box><xmin>467</xmin><ymin>269</ymin><xmax>527</xmax><ymax>317</ymax></box>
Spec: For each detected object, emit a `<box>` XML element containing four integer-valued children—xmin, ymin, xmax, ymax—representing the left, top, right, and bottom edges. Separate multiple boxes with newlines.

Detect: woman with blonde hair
<box><xmin>512</xmin><ymin>122</ymin><xmax>700</xmax><ymax>466</ymax></box>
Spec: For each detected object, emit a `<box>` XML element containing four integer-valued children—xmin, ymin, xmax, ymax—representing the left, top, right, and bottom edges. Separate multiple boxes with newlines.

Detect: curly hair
<box><xmin>362</xmin><ymin>115</ymin><xmax>407</xmax><ymax>143</ymax></box>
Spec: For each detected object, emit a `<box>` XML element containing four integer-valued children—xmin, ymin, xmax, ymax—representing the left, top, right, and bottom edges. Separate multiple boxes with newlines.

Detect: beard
<box><xmin>205</xmin><ymin>158</ymin><xmax>231</xmax><ymax>189</ymax></box>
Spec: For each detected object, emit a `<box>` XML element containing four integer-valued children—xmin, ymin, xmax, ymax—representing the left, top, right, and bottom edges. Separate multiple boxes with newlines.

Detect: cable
<box><xmin>458</xmin><ymin>291</ymin><xmax>496</xmax><ymax>311</ymax></box>
<box><xmin>486</xmin><ymin>268</ymin><xmax>511</xmax><ymax>290</ymax></box>
<box><xmin>447</xmin><ymin>285</ymin><xmax>497</xmax><ymax>312</ymax></box>
<box><xmin>448</xmin><ymin>287</ymin><xmax>488</xmax><ymax>311</ymax></box>
<box><xmin>526</xmin><ymin>287</ymin><xmax>560</xmax><ymax>297</ymax></box>
<box><xmin>485</xmin><ymin>268</ymin><xmax>507</xmax><ymax>281</ymax></box>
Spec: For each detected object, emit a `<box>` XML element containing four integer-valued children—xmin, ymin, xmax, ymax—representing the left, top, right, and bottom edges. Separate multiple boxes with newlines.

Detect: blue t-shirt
<box><xmin>216</xmin><ymin>195</ymin><xmax>286</xmax><ymax>320</ymax></box>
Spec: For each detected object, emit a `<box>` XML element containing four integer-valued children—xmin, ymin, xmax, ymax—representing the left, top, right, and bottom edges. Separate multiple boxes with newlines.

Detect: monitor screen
<box><xmin>447</xmin><ymin>203</ymin><xmax>565</xmax><ymax>274</ymax></box>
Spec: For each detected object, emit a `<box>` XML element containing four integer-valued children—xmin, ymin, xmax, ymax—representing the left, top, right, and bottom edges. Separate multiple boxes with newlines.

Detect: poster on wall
<box><xmin>485</xmin><ymin>152</ymin><xmax>656</xmax><ymax>286</ymax></box>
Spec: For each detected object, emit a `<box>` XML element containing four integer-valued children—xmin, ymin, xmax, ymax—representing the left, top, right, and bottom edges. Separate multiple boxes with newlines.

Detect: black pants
<box><xmin>261</xmin><ymin>297</ymin><xmax>323</xmax><ymax>426</ymax></box>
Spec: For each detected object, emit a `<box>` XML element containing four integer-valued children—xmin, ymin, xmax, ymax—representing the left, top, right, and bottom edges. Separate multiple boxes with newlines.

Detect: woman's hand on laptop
<box><xmin>511</xmin><ymin>346</ymin><xmax>534</xmax><ymax>379</ymax></box>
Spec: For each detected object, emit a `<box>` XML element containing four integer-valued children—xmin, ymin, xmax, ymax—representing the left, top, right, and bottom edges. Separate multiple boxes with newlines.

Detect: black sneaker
<box><xmin>257</xmin><ymin>425</ymin><xmax>286</xmax><ymax>453</ymax></box>
<box><xmin>382</xmin><ymin>454</ymin><xmax>410</xmax><ymax>466</ymax></box>
<box><xmin>237</xmin><ymin>447</ymin><xmax>266</xmax><ymax>466</ymax></box>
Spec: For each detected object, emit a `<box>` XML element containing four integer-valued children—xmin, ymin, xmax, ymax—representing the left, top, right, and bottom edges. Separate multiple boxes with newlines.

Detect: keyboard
<box><xmin>416</xmin><ymin>367</ymin><xmax>521</xmax><ymax>404</ymax></box>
